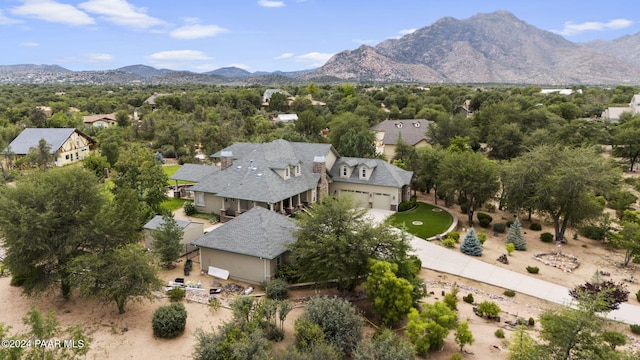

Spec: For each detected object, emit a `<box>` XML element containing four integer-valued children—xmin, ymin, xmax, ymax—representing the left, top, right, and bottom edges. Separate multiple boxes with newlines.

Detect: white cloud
<box><xmin>78</xmin><ymin>0</ymin><xmax>165</xmax><ymax>29</ymax></box>
<box><xmin>555</xmin><ymin>18</ymin><xmax>633</xmax><ymax>36</ymax></box>
<box><xmin>398</xmin><ymin>28</ymin><xmax>417</xmax><ymax>35</ymax></box>
<box><xmin>296</xmin><ymin>52</ymin><xmax>334</xmax><ymax>67</ymax></box>
<box><xmin>20</xmin><ymin>41</ymin><xmax>39</xmax><ymax>47</ymax></box>
<box><xmin>84</xmin><ymin>53</ymin><xmax>114</xmax><ymax>62</ymax></box>
<box><xmin>258</xmin><ymin>0</ymin><xmax>285</xmax><ymax>8</ymax></box>
<box><xmin>274</xmin><ymin>53</ymin><xmax>294</xmax><ymax>60</ymax></box>
<box><xmin>11</xmin><ymin>0</ymin><xmax>94</xmax><ymax>26</ymax></box>
<box><xmin>170</xmin><ymin>24</ymin><xmax>227</xmax><ymax>39</ymax></box>
<box><xmin>0</xmin><ymin>9</ymin><xmax>22</xmax><ymax>25</ymax></box>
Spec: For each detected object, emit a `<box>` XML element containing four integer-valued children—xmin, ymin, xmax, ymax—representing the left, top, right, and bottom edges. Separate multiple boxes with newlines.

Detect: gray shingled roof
<box><xmin>170</xmin><ymin>164</ymin><xmax>219</xmax><ymax>182</ymax></box>
<box><xmin>143</xmin><ymin>215</ymin><xmax>202</xmax><ymax>230</ymax></box>
<box><xmin>330</xmin><ymin>157</ymin><xmax>413</xmax><ymax>187</ymax></box>
<box><xmin>191</xmin><ymin>207</ymin><xmax>297</xmax><ymax>259</ymax></box>
<box><xmin>194</xmin><ymin>139</ymin><xmax>333</xmax><ymax>203</ymax></box>
<box><xmin>5</xmin><ymin>128</ymin><xmax>94</xmax><ymax>155</ymax></box>
<box><xmin>370</xmin><ymin>119</ymin><xmax>430</xmax><ymax>146</ymax></box>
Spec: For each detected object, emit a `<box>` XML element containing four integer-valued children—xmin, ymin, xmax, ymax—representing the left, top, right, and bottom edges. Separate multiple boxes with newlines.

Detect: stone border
<box><xmin>426</xmin><ymin>204</ymin><xmax>458</xmax><ymax>241</ymax></box>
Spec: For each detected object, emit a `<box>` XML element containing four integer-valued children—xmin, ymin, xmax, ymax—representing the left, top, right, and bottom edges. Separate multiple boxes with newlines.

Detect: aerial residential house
<box><xmin>82</xmin><ymin>113</ymin><xmax>118</xmax><ymax>128</ymax></box>
<box><xmin>191</xmin><ymin>206</ymin><xmax>297</xmax><ymax>284</ymax></box>
<box><xmin>3</xmin><ymin>128</ymin><xmax>95</xmax><ymax>168</ymax></box>
<box><xmin>274</xmin><ymin>114</ymin><xmax>298</xmax><ymax>123</ymax></box>
<box><xmin>602</xmin><ymin>94</ymin><xmax>640</xmax><ymax>122</ymax></box>
<box><xmin>188</xmin><ymin>139</ymin><xmax>412</xmax><ymax>220</ymax></box>
<box><xmin>143</xmin><ymin>215</ymin><xmax>205</xmax><ymax>255</ymax></box>
<box><xmin>370</xmin><ymin>119</ymin><xmax>431</xmax><ymax>161</ymax></box>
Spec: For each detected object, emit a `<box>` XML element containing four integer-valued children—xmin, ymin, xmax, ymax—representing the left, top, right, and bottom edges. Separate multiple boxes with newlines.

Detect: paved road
<box><xmin>367</xmin><ymin>209</ymin><xmax>639</xmax><ymax>325</ymax></box>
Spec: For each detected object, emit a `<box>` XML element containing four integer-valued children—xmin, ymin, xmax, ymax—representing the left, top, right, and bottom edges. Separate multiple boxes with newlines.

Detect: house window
<box><xmin>342</xmin><ymin>166</ymin><xmax>347</xmax><ymax>177</ymax></box>
<box><xmin>285</xmin><ymin>166</ymin><xmax>290</xmax><ymax>178</ymax></box>
<box><xmin>361</xmin><ymin>168</ymin><xmax>367</xmax><ymax>178</ymax></box>
<box><xmin>195</xmin><ymin>192</ymin><xmax>205</xmax><ymax>206</ymax></box>
<box><xmin>295</xmin><ymin>164</ymin><xmax>300</xmax><ymax>175</ymax></box>
<box><xmin>65</xmin><ymin>154</ymin><xmax>70</xmax><ymax>160</ymax></box>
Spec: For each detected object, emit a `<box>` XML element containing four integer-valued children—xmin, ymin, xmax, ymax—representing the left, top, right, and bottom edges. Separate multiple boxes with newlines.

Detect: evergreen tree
<box><xmin>506</xmin><ymin>218</ymin><xmax>527</xmax><ymax>250</ymax></box>
<box><xmin>460</xmin><ymin>228</ymin><xmax>482</xmax><ymax>256</ymax></box>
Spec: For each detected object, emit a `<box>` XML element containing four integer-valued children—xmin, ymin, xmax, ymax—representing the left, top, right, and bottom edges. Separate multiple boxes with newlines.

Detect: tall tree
<box><xmin>363</xmin><ymin>260</ymin><xmax>414</xmax><ymax>326</ymax></box>
<box><xmin>288</xmin><ymin>195</ymin><xmax>412</xmax><ymax>291</ymax></box>
<box><xmin>328</xmin><ymin>113</ymin><xmax>376</xmax><ymax>158</ymax></box>
<box><xmin>610</xmin><ymin>210</ymin><xmax>640</xmax><ymax>266</ymax></box>
<box><xmin>611</xmin><ymin>117</ymin><xmax>640</xmax><ymax>171</ymax></box>
<box><xmin>415</xmin><ymin>145</ymin><xmax>446</xmax><ymax>202</ymax></box>
<box><xmin>151</xmin><ymin>214</ymin><xmax>184</xmax><ymax>268</ymax></box>
<box><xmin>437</xmin><ymin>150</ymin><xmax>500</xmax><ymax>224</ymax></box>
<box><xmin>22</xmin><ymin>138</ymin><xmax>53</xmax><ymax>169</ymax></box>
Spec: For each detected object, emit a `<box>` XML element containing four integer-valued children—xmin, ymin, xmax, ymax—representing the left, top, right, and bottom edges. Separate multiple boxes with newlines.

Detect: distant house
<box><xmin>3</xmin><ymin>128</ymin><xmax>95</xmax><ymax>167</ymax></box>
<box><xmin>540</xmin><ymin>89</ymin><xmax>582</xmax><ymax>95</ymax></box>
<box><xmin>602</xmin><ymin>94</ymin><xmax>640</xmax><ymax>121</ymax></box>
<box><xmin>275</xmin><ymin>114</ymin><xmax>298</xmax><ymax>123</ymax></box>
<box><xmin>144</xmin><ymin>93</ymin><xmax>170</xmax><ymax>107</ymax></box>
<box><xmin>191</xmin><ymin>206</ymin><xmax>297</xmax><ymax>284</ymax></box>
<box><xmin>370</xmin><ymin>119</ymin><xmax>431</xmax><ymax>161</ymax></box>
<box><xmin>143</xmin><ymin>215</ymin><xmax>204</xmax><ymax>255</ymax></box>
<box><xmin>83</xmin><ymin>113</ymin><xmax>118</xmax><ymax>128</ymax></box>
<box><xmin>262</xmin><ymin>89</ymin><xmax>291</xmax><ymax>103</ymax></box>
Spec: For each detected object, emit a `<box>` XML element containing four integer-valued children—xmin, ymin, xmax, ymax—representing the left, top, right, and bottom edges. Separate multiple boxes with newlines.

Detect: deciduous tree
<box><xmin>363</xmin><ymin>260</ymin><xmax>414</xmax><ymax>325</ymax></box>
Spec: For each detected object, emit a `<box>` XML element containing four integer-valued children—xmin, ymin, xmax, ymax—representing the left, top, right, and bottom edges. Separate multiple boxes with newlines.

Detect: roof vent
<box><xmin>413</xmin><ymin>122</ymin><xmax>421</xmax><ymax>127</ymax></box>
<box><xmin>256</xmin><ymin>173</ymin><xmax>263</xmax><ymax>178</ymax></box>
<box><xmin>395</xmin><ymin>122</ymin><xmax>403</xmax><ymax>128</ymax></box>
<box><xmin>220</xmin><ymin>150</ymin><xmax>233</xmax><ymax>157</ymax></box>
<box><xmin>313</xmin><ymin>155</ymin><xmax>325</xmax><ymax>163</ymax></box>
<box><xmin>236</xmin><ymin>165</ymin><xmax>242</xmax><ymax>171</ymax></box>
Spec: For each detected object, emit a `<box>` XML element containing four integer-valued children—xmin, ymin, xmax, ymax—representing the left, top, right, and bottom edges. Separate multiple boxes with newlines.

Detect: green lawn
<box><xmin>162</xmin><ymin>165</ymin><xmax>196</xmax><ymax>186</ymax></box>
<box><xmin>160</xmin><ymin>197</ymin><xmax>187</xmax><ymax>212</ymax></box>
<box><xmin>389</xmin><ymin>202</ymin><xmax>454</xmax><ymax>239</ymax></box>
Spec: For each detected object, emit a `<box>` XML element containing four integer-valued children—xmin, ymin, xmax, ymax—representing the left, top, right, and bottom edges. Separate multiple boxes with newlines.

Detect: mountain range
<box><xmin>1</xmin><ymin>11</ymin><xmax>639</xmax><ymax>86</ymax></box>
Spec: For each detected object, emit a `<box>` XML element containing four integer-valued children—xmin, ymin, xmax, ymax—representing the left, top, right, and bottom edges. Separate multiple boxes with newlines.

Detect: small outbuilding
<box><xmin>143</xmin><ymin>215</ymin><xmax>204</xmax><ymax>255</ymax></box>
<box><xmin>191</xmin><ymin>207</ymin><xmax>297</xmax><ymax>284</ymax></box>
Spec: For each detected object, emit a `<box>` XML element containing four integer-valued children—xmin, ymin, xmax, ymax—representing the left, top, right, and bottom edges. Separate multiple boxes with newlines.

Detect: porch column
<box><xmin>236</xmin><ymin>199</ymin><xmax>241</xmax><ymax>213</ymax></box>
<box><xmin>268</xmin><ymin>203</ymin><xmax>274</xmax><ymax>211</ymax></box>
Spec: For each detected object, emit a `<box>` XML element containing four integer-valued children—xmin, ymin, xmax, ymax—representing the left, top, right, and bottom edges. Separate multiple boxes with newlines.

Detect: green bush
<box><xmin>493</xmin><ymin>223</ymin><xmax>506</xmax><ymax>233</ymax></box>
<box><xmin>447</xmin><ymin>231</ymin><xmax>460</xmax><ymax>242</ymax></box>
<box><xmin>275</xmin><ymin>262</ymin><xmax>300</xmax><ymax>283</ymax></box>
<box><xmin>528</xmin><ymin>317</ymin><xmax>535</xmax><ymax>326</ymax></box>
<box><xmin>441</xmin><ymin>237</ymin><xmax>456</xmax><ymax>248</ymax></box>
<box><xmin>265</xmin><ymin>278</ymin><xmax>289</xmax><ymax>300</ymax></box>
<box><xmin>463</xmin><ymin>294</ymin><xmax>474</xmax><ymax>304</ymax></box>
<box><xmin>505</xmin><ymin>243</ymin><xmax>515</xmax><ymax>255</ymax></box>
<box><xmin>477</xmin><ymin>301</ymin><xmax>501</xmax><ymax>318</ymax></box>
<box><xmin>494</xmin><ymin>329</ymin><xmax>505</xmax><ymax>338</ymax></box>
<box><xmin>636</xmin><ymin>290</ymin><xmax>640</xmax><ymax>302</ymax></box>
<box><xmin>529</xmin><ymin>223</ymin><xmax>542</xmax><ymax>231</ymax></box>
<box><xmin>152</xmin><ymin>303</ymin><xmax>187</xmax><ymax>338</ymax></box>
<box><xmin>477</xmin><ymin>212</ymin><xmax>493</xmax><ymax>228</ymax></box>
<box><xmin>477</xmin><ymin>230</ymin><xmax>487</xmax><ymax>244</ymax></box>
<box><xmin>630</xmin><ymin>324</ymin><xmax>640</xmax><ymax>335</ymax></box>
<box><xmin>526</xmin><ymin>266</ymin><xmax>539</xmax><ymax>274</ymax></box>
<box><xmin>183</xmin><ymin>201</ymin><xmax>196</xmax><ymax>216</ymax></box>
<box><xmin>167</xmin><ymin>287</ymin><xmax>186</xmax><ymax>302</ymax></box>
<box><xmin>443</xmin><ymin>293</ymin><xmax>458</xmax><ymax>311</ymax></box>
<box><xmin>540</xmin><ymin>232</ymin><xmax>554</xmax><ymax>243</ymax></box>
<box><xmin>450</xmin><ymin>353</ymin><xmax>463</xmax><ymax>360</ymax></box>
<box><xmin>398</xmin><ymin>197</ymin><xmax>417</xmax><ymax>212</ymax></box>
<box><xmin>505</xmin><ymin>220</ymin><xmax>514</xmax><ymax>228</ymax></box>
<box><xmin>503</xmin><ymin>289</ymin><xmax>516</xmax><ymax>297</ymax></box>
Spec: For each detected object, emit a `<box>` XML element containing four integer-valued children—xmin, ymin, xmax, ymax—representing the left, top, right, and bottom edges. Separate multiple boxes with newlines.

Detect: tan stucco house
<box><xmin>3</xmin><ymin>128</ymin><xmax>94</xmax><ymax>168</ymax></box>
<box><xmin>143</xmin><ymin>215</ymin><xmax>204</xmax><ymax>255</ymax></box>
<box><xmin>602</xmin><ymin>94</ymin><xmax>640</xmax><ymax>122</ymax></box>
<box><xmin>186</xmin><ymin>139</ymin><xmax>412</xmax><ymax>219</ymax></box>
<box><xmin>82</xmin><ymin>113</ymin><xmax>118</xmax><ymax>128</ymax></box>
<box><xmin>191</xmin><ymin>207</ymin><xmax>297</xmax><ymax>284</ymax></box>
<box><xmin>370</xmin><ymin>119</ymin><xmax>431</xmax><ymax>161</ymax></box>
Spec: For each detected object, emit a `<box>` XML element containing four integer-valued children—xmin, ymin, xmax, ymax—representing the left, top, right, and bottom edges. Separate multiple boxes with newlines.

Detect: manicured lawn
<box><xmin>389</xmin><ymin>202</ymin><xmax>454</xmax><ymax>239</ymax></box>
<box><xmin>162</xmin><ymin>165</ymin><xmax>195</xmax><ymax>186</ymax></box>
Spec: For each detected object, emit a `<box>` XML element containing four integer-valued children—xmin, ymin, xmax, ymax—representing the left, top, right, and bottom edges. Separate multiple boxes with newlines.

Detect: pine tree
<box><xmin>460</xmin><ymin>228</ymin><xmax>483</xmax><ymax>256</ymax></box>
<box><xmin>506</xmin><ymin>218</ymin><xmax>527</xmax><ymax>250</ymax></box>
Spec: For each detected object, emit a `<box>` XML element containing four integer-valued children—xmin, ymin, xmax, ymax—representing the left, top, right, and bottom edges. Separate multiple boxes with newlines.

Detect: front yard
<box><xmin>388</xmin><ymin>202</ymin><xmax>453</xmax><ymax>239</ymax></box>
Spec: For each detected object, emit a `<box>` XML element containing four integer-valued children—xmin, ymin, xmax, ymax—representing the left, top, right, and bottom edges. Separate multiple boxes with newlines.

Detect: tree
<box><xmin>503</xmin><ymin>146</ymin><xmax>620</xmax><ymax>242</ymax></box>
<box><xmin>300</xmin><ymin>296</ymin><xmax>364</xmax><ymax>354</ymax></box>
<box><xmin>328</xmin><ymin>113</ymin><xmax>376</xmax><ymax>158</ymax></box>
<box><xmin>0</xmin><ymin>167</ymin><xmax>126</xmax><ymax>299</ymax></box>
<box><xmin>70</xmin><ymin>243</ymin><xmax>164</xmax><ymax>314</ymax></box>
<box><xmin>508</xmin><ymin>325</ymin><xmax>538</xmax><ymax>360</ymax></box>
<box><xmin>506</xmin><ymin>218</ymin><xmax>527</xmax><ymax>250</ymax></box>
<box><xmin>193</xmin><ymin>322</ymin><xmax>269</xmax><ymax>360</ymax></box>
<box><xmin>353</xmin><ymin>329</ymin><xmax>416</xmax><ymax>360</ymax></box>
<box><xmin>427</xmin><ymin>113</ymin><xmax>475</xmax><ymax>148</ymax></box>
<box><xmin>151</xmin><ymin>214</ymin><xmax>184</xmax><ymax>268</ymax></box>
<box><xmin>460</xmin><ymin>228</ymin><xmax>483</xmax><ymax>256</ymax></box>
<box><xmin>611</xmin><ymin>213</ymin><xmax>640</xmax><ymax>266</ymax></box>
<box><xmin>116</xmin><ymin>109</ymin><xmax>131</xmax><ymax>127</ymax></box>
<box><xmin>487</xmin><ymin>122</ymin><xmax>524</xmax><ymax>160</ymax></box>
<box><xmin>22</xmin><ymin>138</ymin><xmax>53</xmax><ymax>169</ymax></box>
<box><xmin>437</xmin><ymin>150</ymin><xmax>500</xmax><ymax>224</ymax></box>
<box><xmin>289</xmin><ymin>195</ymin><xmax>412</xmax><ymax>290</ymax></box>
<box><xmin>405</xmin><ymin>301</ymin><xmax>458</xmax><ymax>355</ymax></box>
<box><xmin>415</xmin><ymin>145</ymin><xmax>446</xmax><ymax>203</ymax></box>
<box><xmin>152</xmin><ymin>302</ymin><xmax>187</xmax><ymax>338</ymax></box>
<box><xmin>363</xmin><ymin>260</ymin><xmax>414</xmax><ymax>325</ymax></box>
<box><xmin>612</xmin><ymin>117</ymin><xmax>640</xmax><ymax>171</ymax></box>
<box><xmin>269</xmin><ymin>91</ymin><xmax>289</xmax><ymax>112</ymax></box>
<box><xmin>569</xmin><ymin>276</ymin><xmax>629</xmax><ymax>313</ymax></box>
<box><xmin>82</xmin><ymin>152</ymin><xmax>110</xmax><ymax>181</ymax></box>
<box><xmin>294</xmin><ymin>109</ymin><xmax>325</xmax><ymax>140</ymax></box>
<box><xmin>454</xmin><ymin>321</ymin><xmax>475</xmax><ymax>351</ymax></box>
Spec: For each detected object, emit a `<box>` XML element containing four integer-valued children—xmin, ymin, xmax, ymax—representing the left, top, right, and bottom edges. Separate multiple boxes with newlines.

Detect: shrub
<box><xmin>493</xmin><ymin>223</ymin><xmax>506</xmax><ymax>233</ymax></box>
<box><xmin>477</xmin><ymin>301</ymin><xmax>501</xmax><ymax>318</ymax></box>
<box><xmin>447</xmin><ymin>231</ymin><xmax>460</xmax><ymax>242</ymax></box>
<box><xmin>529</xmin><ymin>223</ymin><xmax>542</xmax><ymax>231</ymax></box>
<box><xmin>477</xmin><ymin>212</ymin><xmax>493</xmax><ymax>228</ymax></box>
<box><xmin>301</xmin><ymin>296</ymin><xmax>364</xmax><ymax>354</ymax></box>
<box><xmin>485</xmin><ymin>203</ymin><xmax>496</xmax><ymax>212</ymax></box>
<box><xmin>167</xmin><ymin>287</ymin><xmax>186</xmax><ymax>302</ymax></box>
<box><xmin>265</xmin><ymin>278</ymin><xmax>289</xmax><ymax>300</ymax></box>
<box><xmin>450</xmin><ymin>353</ymin><xmax>463</xmax><ymax>360</ymax></box>
<box><xmin>526</xmin><ymin>266</ymin><xmax>539</xmax><ymax>274</ymax></box>
<box><xmin>183</xmin><ymin>201</ymin><xmax>196</xmax><ymax>216</ymax></box>
<box><xmin>636</xmin><ymin>290</ymin><xmax>640</xmax><ymax>303</ymax></box>
<box><xmin>579</xmin><ymin>223</ymin><xmax>608</xmax><ymax>241</ymax></box>
<box><xmin>294</xmin><ymin>318</ymin><xmax>325</xmax><ymax>351</ymax></box>
<box><xmin>528</xmin><ymin>317</ymin><xmax>535</xmax><ymax>326</ymax></box>
<box><xmin>503</xmin><ymin>289</ymin><xmax>516</xmax><ymax>297</ymax></box>
<box><xmin>152</xmin><ymin>303</ymin><xmax>187</xmax><ymax>338</ymax></box>
<box><xmin>505</xmin><ymin>243</ymin><xmax>515</xmax><ymax>255</ymax></box>
<box><xmin>505</xmin><ymin>220</ymin><xmax>514</xmax><ymax>228</ymax></box>
<box><xmin>275</xmin><ymin>262</ymin><xmax>300</xmax><ymax>283</ymax></box>
<box><xmin>477</xmin><ymin>230</ymin><xmax>487</xmax><ymax>244</ymax></box>
<box><xmin>540</xmin><ymin>232</ymin><xmax>554</xmax><ymax>243</ymax></box>
<box><xmin>494</xmin><ymin>329</ymin><xmax>505</xmax><ymax>338</ymax></box>
<box><xmin>630</xmin><ymin>324</ymin><xmax>640</xmax><ymax>335</ymax></box>
<box><xmin>398</xmin><ymin>197</ymin><xmax>417</xmax><ymax>212</ymax></box>
<box><xmin>441</xmin><ymin>237</ymin><xmax>456</xmax><ymax>248</ymax></box>
<box><xmin>463</xmin><ymin>294</ymin><xmax>474</xmax><ymax>304</ymax></box>
<box><xmin>443</xmin><ymin>293</ymin><xmax>458</xmax><ymax>311</ymax></box>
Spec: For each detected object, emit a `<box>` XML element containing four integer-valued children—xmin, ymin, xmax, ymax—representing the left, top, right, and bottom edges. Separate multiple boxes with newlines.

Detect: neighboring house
<box><xmin>83</xmin><ymin>113</ymin><xmax>117</xmax><ymax>128</ymax></box>
<box><xmin>188</xmin><ymin>138</ymin><xmax>412</xmax><ymax>219</ymax></box>
<box><xmin>262</xmin><ymin>88</ymin><xmax>291</xmax><ymax>104</ymax></box>
<box><xmin>191</xmin><ymin>206</ymin><xmax>297</xmax><ymax>284</ymax></box>
<box><xmin>275</xmin><ymin>114</ymin><xmax>298</xmax><ymax>123</ymax></box>
<box><xmin>540</xmin><ymin>88</ymin><xmax>582</xmax><ymax>95</ymax></box>
<box><xmin>602</xmin><ymin>94</ymin><xmax>640</xmax><ymax>122</ymax></box>
<box><xmin>3</xmin><ymin>128</ymin><xmax>95</xmax><ymax>167</ymax></box>
<box><xmin>143</xmin><ymin>215</ymin><xmax>204</xmax><ymax>255</ymax></box>
<box><xmin>370</xmin><ymin>119</ymin><xmax>431</xmax><ymax>161</ymax></box>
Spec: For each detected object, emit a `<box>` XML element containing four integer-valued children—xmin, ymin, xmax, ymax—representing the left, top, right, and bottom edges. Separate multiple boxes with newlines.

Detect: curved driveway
<box><xmin>367</xmin><ymin>209</ymin><xmax>639</xmax><ymax>325</ymax></box>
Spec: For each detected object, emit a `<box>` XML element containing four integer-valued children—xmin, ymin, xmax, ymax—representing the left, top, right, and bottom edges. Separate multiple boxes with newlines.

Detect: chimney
<box><xmin>220</xmin><ymin>151</ymin><xmax>233</xmax><ymax>170</ymax></box>
<box><xmin>313</xmin><ymin>156</ymin><xmax>328</xmax><ymax>201</ymax></box>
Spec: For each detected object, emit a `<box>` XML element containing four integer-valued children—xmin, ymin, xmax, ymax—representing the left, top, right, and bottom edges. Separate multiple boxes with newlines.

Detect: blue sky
<box><xmin>1</xmin><ymin>0</ymin><xmax>638</xmax><ymax>72</ymax></box>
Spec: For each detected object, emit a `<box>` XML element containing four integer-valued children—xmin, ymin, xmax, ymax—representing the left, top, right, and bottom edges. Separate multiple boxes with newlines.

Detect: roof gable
<box><xmin>370</xmin><ymin>119</ymin><xmax>430</xmax><ymax>146</ymax></box>
<box><xmin>330</xmin><ymin>157</ymin><xmax>413</xmax><ymax>187</ymax></box>
<box><xmin>5</xmin><ymin>128</ymin><xmax>92</xmax><ymax>155</ymax></box>
<box><xmin>143</xmin><ymin>215</ymin><xmax>202</xmax><ymax>230</ymax></box>
<box><xmin>170</xmin><ymin>164</ymin><xmax>220</xmax><ymax>182</ymax></box>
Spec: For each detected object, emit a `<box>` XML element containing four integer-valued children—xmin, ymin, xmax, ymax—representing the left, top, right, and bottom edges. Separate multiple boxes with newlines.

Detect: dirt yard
<box><xmin>1</xmin><ymin>195</ymin><xmax>640</xmax><ymax>359</ymax></box>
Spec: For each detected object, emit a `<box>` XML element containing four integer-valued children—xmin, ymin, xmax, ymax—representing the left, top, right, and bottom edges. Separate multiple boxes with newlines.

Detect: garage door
<box><xmin>372</xmin><ymin>192</ymin><xmax>391</xmax><ymax>210</ymax></box>
<box><xmin>341</xmin><ymin>190</ymin><xmax>369</xmax><ymax>208</ymax></box>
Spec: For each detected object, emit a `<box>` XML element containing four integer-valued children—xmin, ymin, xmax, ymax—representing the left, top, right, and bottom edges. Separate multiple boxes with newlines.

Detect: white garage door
<box><xmin>341</xmin><ymin>190</ymin><xmax>369</xmax><ymax>208</ymax></box>
<box><xmin>372</xmin><ymin>192</ymin><xmax>391</xmax><ymax>210</ymax></box>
